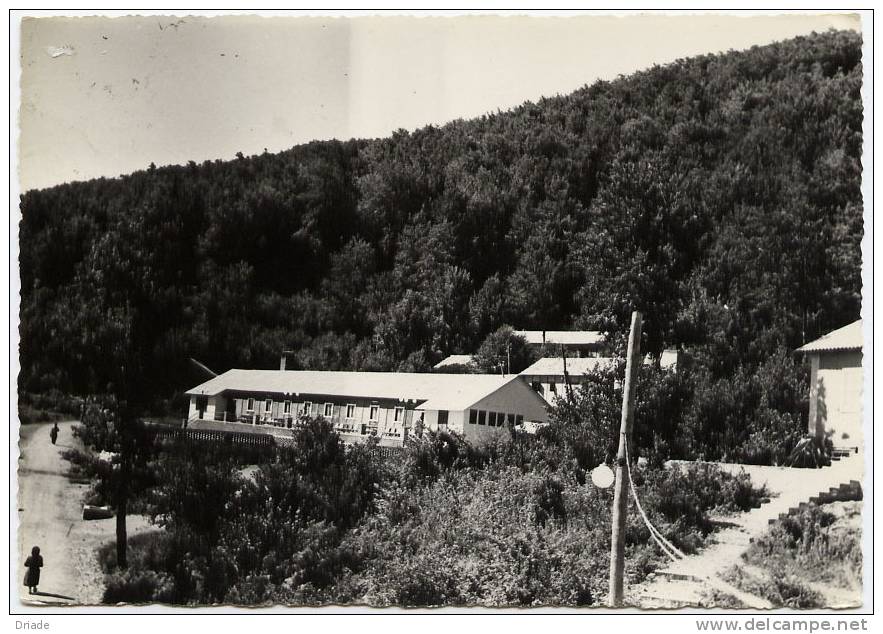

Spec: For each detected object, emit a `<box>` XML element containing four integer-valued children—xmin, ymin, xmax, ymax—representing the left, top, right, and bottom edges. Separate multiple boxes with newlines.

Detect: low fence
<box><xmin>151</xmin><ymin>424</ymin><xmax>276</xmax><ymax>447</ymax></box>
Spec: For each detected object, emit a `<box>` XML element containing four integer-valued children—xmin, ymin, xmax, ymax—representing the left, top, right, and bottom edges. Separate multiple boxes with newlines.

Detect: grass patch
<box><xmin>721</xmin><ymin>565</ymin><xmax>824</xmax><ymax>608</ymax></box>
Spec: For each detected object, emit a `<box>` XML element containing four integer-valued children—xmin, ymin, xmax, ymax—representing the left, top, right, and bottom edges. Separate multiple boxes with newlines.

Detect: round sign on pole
<box><xmin>590</xmin><ymin>464</ymin><xmax>615</xmax><ymax>489</ymax></box>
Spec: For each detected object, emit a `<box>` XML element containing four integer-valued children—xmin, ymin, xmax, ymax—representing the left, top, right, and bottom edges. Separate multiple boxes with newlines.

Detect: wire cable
<box><xmin>622</xmin><ymin>435</ymin><xmax>686</xmax><ymax>562</ymax></box>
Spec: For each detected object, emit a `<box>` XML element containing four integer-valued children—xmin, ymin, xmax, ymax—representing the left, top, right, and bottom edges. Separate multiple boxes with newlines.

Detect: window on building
<box><xmin>303</xmin><ymin>401</ymin><xmax>312</xmax><ymax>415</ymax></box>
<box><xmin>487</xmin><ymin>412</ymin><xmax>495</xmax><ymax>426</ymax></box>
<box><xmin>516</xmin><ymin>415</ymin><xmax>524</xmax><ymax>426</ymax></box>
<box><xmin>549</xmin><ymin>382</ymin><xmax>557</xmax><ymax>394</ymax></box>
<box><xmin>265</xmin><ymin>399</ymin><xmax>273</xmax><ymax>413</ymax></box>
<box><xmin>507</xmin><ymin>413</ymin><xmax>515</xmax><ymax>427</ymax></box>
<box><xmin>394</xmin><ymin>407</ymin><xmax>404</xmax><ymax>422</ymax></box>
<box><xmin>346</xmin><ymin>404</ymin><xmax>356</xmax><ymax>419</ymax></box>
<box><xmin>469</xmin><ymin>409</ymin><xmax>477</xmax><ymax>425</ymax></box>
<box><xmin>246</xmin><ymin>397</ymin><xmax>255</xmax><ymax>412</ymax></box>
<box><xmin>478</xmin><ymin>410</ymin><xmax>486</xmax><ymax>425</ymax></box>
<box><xmin>531</xmin><ymin>381</ymin><xmax>544</xmax><ymax>395</ymax></box>
<box><xmin>438</xmin><ymin>410</ymin><xmax>449</xmax><ymax>428</ymax></box>
<box><xmin>283</xmin><ymin>400</ymin><xmax>291</xmax><ymax>414</ymax></box>
<box><xmin>324</xmin><ymin>403</ymin><xmax>333</xmax><ymax>417</ymax></box>
<box><xmin>369</xmin><ymin>405</ymin><xmax>379</xmax><ymax>421</ymax></box>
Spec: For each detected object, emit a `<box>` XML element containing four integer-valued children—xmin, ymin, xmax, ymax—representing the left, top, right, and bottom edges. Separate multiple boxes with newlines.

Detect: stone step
<box><xmin>640</xmin><ymin>579</ymin><xmax>708</xmax><ymax>608</ymax></box>
<box><xmin>770</xmin><ymin>479</ymin><xmax>863</xmax><ymax>524</ymax></box>
<box><xmin>655</xmin><ymin>568</ymin><xmax>699</xmax><ymax>582</ymax></box>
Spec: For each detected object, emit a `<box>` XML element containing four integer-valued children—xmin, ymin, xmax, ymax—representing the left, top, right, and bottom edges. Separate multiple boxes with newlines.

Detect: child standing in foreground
<box><xmin>24</xmin><ymin>546</ymin><xmax>43</xmax><ymax>594</ymax></box>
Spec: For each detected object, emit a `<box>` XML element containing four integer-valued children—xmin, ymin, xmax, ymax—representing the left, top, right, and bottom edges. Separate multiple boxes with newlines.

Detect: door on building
<box><xmin>438</xmin><ymin>410</ymin><xmax>449</xmax><ymax>431</ymax></box>
<box><xmin>195</xmin><ymin>396</ymin><xmax>208</xmax><ymax>420</ymax></box>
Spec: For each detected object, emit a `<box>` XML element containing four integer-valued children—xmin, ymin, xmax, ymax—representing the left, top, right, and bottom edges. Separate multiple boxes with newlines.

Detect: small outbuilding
<box><xmin>797</xmin><ymin>319</ymin><xmax>863</xmax><ymax>452</ymax></box>
<box><xmin>519</xmin><ymin>357</ymin><xmax>615</xmax><ymax>404</ymax></box>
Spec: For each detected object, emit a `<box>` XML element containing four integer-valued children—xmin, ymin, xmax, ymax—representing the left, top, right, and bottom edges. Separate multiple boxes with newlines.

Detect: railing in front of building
<box><xmin>205</xmin><ymin>411</ymin><xmax>299</xmax><ymax>427</ymax></box>
<box><xmin>185</xmin><ymin>411</ymin><xmax>413</xmax><ymax>449</ymax></box>
<box><xmin>192</xmin><ymin>412</ymin><xmax>387</xmax><ymax>435</ymax></box>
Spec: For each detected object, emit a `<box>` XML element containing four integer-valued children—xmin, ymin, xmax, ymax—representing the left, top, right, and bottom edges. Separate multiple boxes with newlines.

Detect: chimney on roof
<box><xmin>280</xmin><ymin>350</ymin><xmax>294</xmax><ymax>371</ymax></box>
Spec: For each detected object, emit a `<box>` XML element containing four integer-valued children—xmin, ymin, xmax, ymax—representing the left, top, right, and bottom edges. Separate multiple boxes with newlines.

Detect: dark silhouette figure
<box><xmin>24</xmin><ymin>546</ymin><xmax>43</xmax><ymax>594</ymax></box>
<box><xmin>50</xmin><ymin>423</ymin><xmax>59</xmax><ymax>445</ymax></box>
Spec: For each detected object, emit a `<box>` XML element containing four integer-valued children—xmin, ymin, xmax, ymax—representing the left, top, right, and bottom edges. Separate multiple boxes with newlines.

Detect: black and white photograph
<box><xmin>10</xmin><ymin>9</ymin><xmax>872</xmax><ymax>619</ymax></box>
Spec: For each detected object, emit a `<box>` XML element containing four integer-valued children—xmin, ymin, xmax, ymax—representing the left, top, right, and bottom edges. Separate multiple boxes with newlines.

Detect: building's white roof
<box><xmin>433</xmin><ymin>354</ymin><xmax>474</xmax><ymax>369</ymax></box>
<box><xmin>513</xmin><ymin>330</ymin><xmax>605</xmax><ymax>346</ymax></box>
<box><xmin>186</xmin><ymin>369</ymin><xmax>518</xmax><ymax>412</ymax></box>
<box><xmin>797</xmin><ymin>320</ymin><xmax>863</xmax><ymax>353</ymax></box>
<box><xmin>521</xmin><ymin>350</ymin><xmax>679</xmax><ymax>377</ymax></box>
<box><xmin>520</xmin><ymin>357</ymin><xmax>616</xmax><ymax>376</ymax></box>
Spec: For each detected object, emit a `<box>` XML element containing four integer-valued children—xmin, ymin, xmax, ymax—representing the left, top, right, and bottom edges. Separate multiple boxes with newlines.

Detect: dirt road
<box><xmin>16</xmin><ymin>421</ymin><xmax>151</xmax><ymax>607</ymax></box>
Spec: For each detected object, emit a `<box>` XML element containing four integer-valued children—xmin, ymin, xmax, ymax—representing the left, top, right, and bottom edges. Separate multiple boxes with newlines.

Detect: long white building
<box><xmin>185</xmin><ymin>369</ymin><xmax>550</xmax><ymax>446</ymax></box>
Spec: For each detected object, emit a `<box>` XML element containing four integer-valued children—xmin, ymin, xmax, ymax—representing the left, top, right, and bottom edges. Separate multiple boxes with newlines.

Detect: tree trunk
<box><xmin>115</xmin><ymin>408</ymin><xmax>133</xmax><ymax>570</ymax></box>
<box><xmin>115</xmin><ymin>493</ymin><xmax>128</xmax><ymax>569</ymax></box>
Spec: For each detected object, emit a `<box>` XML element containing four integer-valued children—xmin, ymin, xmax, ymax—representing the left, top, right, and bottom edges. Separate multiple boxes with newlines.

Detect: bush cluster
<box><xmin>99</xmin><ymin>418</ymin><xmax>768</xmax><ymax>606</ymax></box>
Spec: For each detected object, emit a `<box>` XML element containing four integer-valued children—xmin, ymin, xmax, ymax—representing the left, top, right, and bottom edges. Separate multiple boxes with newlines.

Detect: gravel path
<box><xmin>16</xmin><ymin>421</ymin><xmax>152</xmax><ymax>607</ymax></box>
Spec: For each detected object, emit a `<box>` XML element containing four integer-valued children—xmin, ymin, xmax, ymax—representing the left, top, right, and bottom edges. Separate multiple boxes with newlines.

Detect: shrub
<box><xmin>784</xmin><ymin>436</ymin><xmax>833</xmax><ymax>468</ymax></box>
<box><xmin>401</xmin><ymin>430</ymin><xmax>494</xmax><ymax>484</ymax></box>
<box><xmin>101</xmin><ymin>416</ymin><xmax>386</xmax><ymax>605</ymax></box>
<box><xmin>533</xmin><ymin>475</ymin><xmax>567</xmax><ymax>526</ymax></box>
<box><xmin>769</xmin><ymin>573</ymin><xmax>824</xmax><ymax>609</ymax></box>
<box><xmin>18</xmin><ymin>391</ymin><xmax>83</xmax><ymax>424</ymax></box>
<box><xmin>103</xmin><ymin>568</ymin><xmax>176</xmax><ymax>604</ymax></box>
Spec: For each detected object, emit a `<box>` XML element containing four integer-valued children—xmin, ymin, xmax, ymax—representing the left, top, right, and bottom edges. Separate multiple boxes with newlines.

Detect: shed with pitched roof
<box><xmin>797</xmin><ymin>320</ymin><xmax>863</xmax><ymax>451</ymax></box>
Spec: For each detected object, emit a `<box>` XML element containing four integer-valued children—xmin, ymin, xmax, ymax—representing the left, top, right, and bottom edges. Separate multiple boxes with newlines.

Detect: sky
<box><xmin>16</xmin><ymin>12</ymin><xmax>862</xmax><ymax>192</ymax></box>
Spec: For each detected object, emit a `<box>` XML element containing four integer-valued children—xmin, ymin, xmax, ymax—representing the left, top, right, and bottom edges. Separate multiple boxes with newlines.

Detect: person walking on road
<box><xmin>24</xmin><ymin>546</ymin><xmax>43</xmax><ymax>594</ymax></box>
<box><xmin>50</xmin><ymin>423</ymin><xmax>59</xmax><ymax>445</ymax></box>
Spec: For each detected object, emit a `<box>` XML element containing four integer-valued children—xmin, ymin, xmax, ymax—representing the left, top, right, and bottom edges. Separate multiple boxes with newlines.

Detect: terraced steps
<box><xmin>634</xmin><ymin>453</ymin><xmax>863</xmax><ymax>609</ymax></box>
<box><xmin>772</xmin><ymin>479</ymin><xmax>862</xmax><ymax>524</ymax></box>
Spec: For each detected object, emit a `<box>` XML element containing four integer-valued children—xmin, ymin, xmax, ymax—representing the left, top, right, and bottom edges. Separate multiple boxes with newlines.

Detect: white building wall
<box><xmin>448</xmin><ymin>410</ymin><xmax>465</xmax><ymax>435</ymax></box>
<box><xmin>811</xmin><ymin>350</ymin><xmax>863</xmax><ymax>449</ymax></box>
<box><xmin>460</xmin><ymin>379</ymin><xmax>549</xmax><ymax>442</ymax></box>
<box><xmin>204</xmin><ymin>398</ymin><xmax>216</xmax><ymax>421</ymax></box>
<box><xmin>421</xmin><ymin>409</ymin><xmax>439</xmax><ymax>432</ymax></box>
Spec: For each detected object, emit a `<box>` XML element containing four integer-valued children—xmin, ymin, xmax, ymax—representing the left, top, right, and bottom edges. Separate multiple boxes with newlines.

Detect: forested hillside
<box><xmin>20</xmin><ymin>30</ymin><xmax>862</xmax><ymax>446</ymax></box>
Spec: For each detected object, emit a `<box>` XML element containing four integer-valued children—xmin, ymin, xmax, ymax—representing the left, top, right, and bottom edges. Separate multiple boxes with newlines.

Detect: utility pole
<box><xmin>506</xmin><ymin>340</ymin><xmax>511</xmax><ymax>376</ymax></box>
<box><xmin>561</xmin><ymin>343</ymin><xmax>574</xmax><ymax>404</ymax></box>
<box><xmin>608</xmin><ymin>311</ymin><xmax>643</xmax><ymax>608</ymax></box>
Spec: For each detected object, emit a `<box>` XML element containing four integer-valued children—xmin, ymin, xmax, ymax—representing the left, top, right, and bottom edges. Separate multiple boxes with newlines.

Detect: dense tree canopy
<box><xmin>20</xmin><ymin>31</ymin><xmax>863</xmax><ymax>428</ymax></box>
